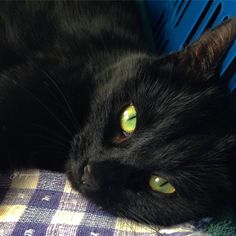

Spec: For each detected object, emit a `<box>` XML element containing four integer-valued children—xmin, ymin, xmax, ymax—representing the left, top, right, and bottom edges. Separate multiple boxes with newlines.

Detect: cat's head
<box><xmin>67</xmin><ymin>18</ymin><xmax>236</xmax><ymax>226</ymax></box>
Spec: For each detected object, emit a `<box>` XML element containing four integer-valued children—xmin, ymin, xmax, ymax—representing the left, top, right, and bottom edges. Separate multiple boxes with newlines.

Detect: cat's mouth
<box><xmin>77</xmin><ymin>162</ymin><xmax>100</xmax><ymax>193</ymax></box>
<box><xmin>77</xmin><ymin>161</ymin><xmax>88</xmax><ymax>185</ymax></box>
<box><xmin>71</xmin><ymin>159</ymin><xmax>104</xmax><ymax>197</ymax></box>
<box><xmin>66</xmin><ymin>158</ymin><xmax>88</xmax><ymax>192</ymax></box>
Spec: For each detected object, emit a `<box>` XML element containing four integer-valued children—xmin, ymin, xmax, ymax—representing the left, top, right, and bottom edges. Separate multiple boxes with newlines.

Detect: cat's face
<box><xmin>67</xmin><ymin>19</ymin><xmax>236</xmax><ymax>225</ymax></box>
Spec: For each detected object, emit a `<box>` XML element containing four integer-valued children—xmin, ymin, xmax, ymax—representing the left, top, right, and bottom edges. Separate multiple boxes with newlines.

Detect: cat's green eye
<box><xmin>120</xmin><ymin>105</ymin><xmax>137</xmax><ymax>134</ymax></box>
<box><xmin>149</xmin><ymin>175</ymin><xmax>176</xmax><ymax>194</ymax></box>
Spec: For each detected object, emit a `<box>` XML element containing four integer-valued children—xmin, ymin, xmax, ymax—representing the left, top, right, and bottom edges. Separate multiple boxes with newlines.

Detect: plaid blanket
<box><xmin>0</xmin><ymin>169</ymin><xmax>209</xmax><ymax>236</ymax></box>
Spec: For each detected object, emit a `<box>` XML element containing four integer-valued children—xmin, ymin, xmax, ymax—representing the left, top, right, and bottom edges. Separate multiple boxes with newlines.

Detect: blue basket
<box><xmin>145</xmin><ymin>0</ymin><xmax>236</xmax><ymax>90</ymax></box>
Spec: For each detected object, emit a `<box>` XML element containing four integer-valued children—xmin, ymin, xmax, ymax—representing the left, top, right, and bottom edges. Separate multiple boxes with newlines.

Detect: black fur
<box><xmin>0</xmin><ymin>1</ymin><xmax>236</xmax><ymax>226</ymax></box>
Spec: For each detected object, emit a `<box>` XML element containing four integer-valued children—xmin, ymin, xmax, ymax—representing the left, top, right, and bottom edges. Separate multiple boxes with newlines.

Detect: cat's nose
<box><xmin>81</xmin><ymin>164</ymin><xmax>99</xmax><ymax>191</ymax></box>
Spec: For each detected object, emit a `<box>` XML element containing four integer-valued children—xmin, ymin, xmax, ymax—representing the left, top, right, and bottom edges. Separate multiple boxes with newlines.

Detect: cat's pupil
<box><xmin>160</xmin><ymin>181</ymin><xmax>168</xmax><ymax>187</ymax></box>
<box><xmin>128</xmin><ymin>116</ymin><xmax>136</xmax><ymax>120</ymax></box>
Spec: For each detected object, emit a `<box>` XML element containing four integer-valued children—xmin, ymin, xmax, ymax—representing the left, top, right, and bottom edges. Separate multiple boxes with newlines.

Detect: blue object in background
<box><xmin>145</xmin><ymin>0</ymin><xmax>236</xmax><ymax>90</ymax></box>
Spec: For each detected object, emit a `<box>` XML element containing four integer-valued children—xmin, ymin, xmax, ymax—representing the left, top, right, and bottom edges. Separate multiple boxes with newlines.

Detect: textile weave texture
<box><xmin>0</xmin><ymin>169</ymin><xmax>208</xmax><ymax>236</ymax></box>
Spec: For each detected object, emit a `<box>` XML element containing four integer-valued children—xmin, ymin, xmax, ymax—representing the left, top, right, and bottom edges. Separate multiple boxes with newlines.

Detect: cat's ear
<box><xmin>166</xmin><ymin>18</ymin><xmax>236</xmax><ymax>75</ymax></box>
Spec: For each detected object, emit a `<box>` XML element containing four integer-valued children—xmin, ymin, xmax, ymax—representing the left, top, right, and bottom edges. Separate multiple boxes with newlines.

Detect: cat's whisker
<box><xmin>41</xmin><ymin>69</ymin><xmax>80</xmax><ymax>132</ymax></box>
<box><xmin>30</xmin><ymin>143</ymin><xmax>69</xmax><ymax>158</ymax></box>
<box><xmin>41</xmin><ymin>82</ymin><xmax>75</xmax><ymax>124</ymax></box>
<box><xmin>24</xmin><ymin>133</ymin><xmax>69</xmax><ymax>150</ymax></box>
<box><xmin>10</xmin><ymin>78</ymin><xmax>74</xmax><ymax>138</ymax></box>
<box><xmin>31</xmin><ymin>145</ymin><xmax>68</xmax><ymax>153</ymax></box>
<box><xmin>28</xmin><ymin>122</ymin><xmax>71</xmax><ymax>144</ymax></box>
<box><xmin>116</xmin><ymin>212</ymin><xmax>138</xmax><ymax>234</ymax></box>
<box><xmin>124</xmin><ymin>207</ymin><xmax>162</xmax><ymax>234</ymax></box>
<box><xmin>119</xmin><ymin>210</ymin><xmax>162</xmax><ymax>235</ymax></box>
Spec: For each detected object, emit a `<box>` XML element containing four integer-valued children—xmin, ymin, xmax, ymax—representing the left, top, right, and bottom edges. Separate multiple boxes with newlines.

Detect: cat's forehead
<box><xmin>87</xmin><ymin>52</ymin><xmax>224</xmax><ymax>154</ymax></box>
<box><xmin>90</xmin><ymin>56</ymin><xmax>221</xmax><ymax>137</ymax></box>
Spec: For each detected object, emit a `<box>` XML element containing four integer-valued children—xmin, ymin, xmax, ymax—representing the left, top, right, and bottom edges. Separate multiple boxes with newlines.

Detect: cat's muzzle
<box><xmin>80</xmin><ymin>164</ymin><xmax>100</xmax><ymax>192</ymax></box>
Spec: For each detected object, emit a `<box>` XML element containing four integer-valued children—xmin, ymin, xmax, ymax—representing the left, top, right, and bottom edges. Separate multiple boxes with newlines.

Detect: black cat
<box><xmin>0</xmin><ymin>1</ymin><xmax>236</xmax><ymax>226</ymax></box>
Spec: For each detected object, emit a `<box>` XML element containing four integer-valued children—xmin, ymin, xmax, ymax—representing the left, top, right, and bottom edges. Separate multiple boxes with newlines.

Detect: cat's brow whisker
<box><xmin>10</xmin><ymin>78</ymin><xmax>74</xmax><ymax>138</ymax></box>
<box><xmin>41</xmin><ymin>69</ymin><xmax>80</xmax><ymax>132</ymax></box>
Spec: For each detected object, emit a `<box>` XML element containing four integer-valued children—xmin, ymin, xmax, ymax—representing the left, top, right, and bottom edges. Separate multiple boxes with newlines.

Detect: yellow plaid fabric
<box><xmin>0</xmin><ymin>169</ymin><xmax>206</xmax><ymax>235</ymax></box>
